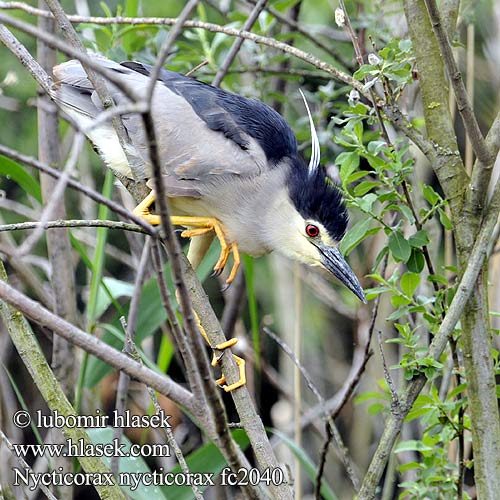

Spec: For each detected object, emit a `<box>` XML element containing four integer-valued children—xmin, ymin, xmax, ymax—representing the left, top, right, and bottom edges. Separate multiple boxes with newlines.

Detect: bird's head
<box><xmin>263</xmin><ymin>91</ymin><xmax>366</xmax><ymax>303</ymax></box>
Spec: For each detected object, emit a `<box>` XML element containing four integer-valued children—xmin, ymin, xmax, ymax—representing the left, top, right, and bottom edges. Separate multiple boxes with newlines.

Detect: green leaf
<box><xmin>357</xmin><ymin>193</ymin><xmax>378</xmax><ymax>213</ymax></box>
<box><xmin>422</xmin><ymin>184</ymin><xmax>440</xmax><ymax>206</ymax></box>
<box><xmin>346</xmin><ymin>170</ymin><xmax>369</xmax><ymax>184</ymax></box>
<box><xmin>339</xmin><ymin>219</ymin><xmax>379</xmax><ymax>255</ymax></box>
<box><xmin>446</xmin><ymin>383</ymin><xmax>467</xmax><ymax>400</ymax></box>
<box><xmin>405</xmin><ymin>406</ymin><xmax>434</xmax><ymax>423</ymax></box>
<box><xmin>438</xmin><ymin>208</ymin><xmax>453</xmax><ymax>230</ymax></box>
<box><xmin>336</xmin><ymin>151</ymin><xmax>360</xmax><ymax>185</ymax></box>
<box><xmin>87</xmin><ymin>427</ymin><xmax>167</xmax><ymax>500</ymax></box>
<box><xmin>353</xmin><ymin>64</ymin><xmax>377</xmax><ymax>80</ymax></box>
<box><xmin>398</xmin><ymin>39</ymin><xmax>412</xmax><ymax>53</ymax></box>
<box><xmin>368</xmin><ymin>402</ymin><xmax>386</xmax><ymax>415</ymax></box>
<box><xmin>394</xmin><ymin>440</ymin><xmax>433</xmax><ymax>453</ymax></box>
<box><xmin>387</xmin><ymin>305</ymin><xmax>411</xmax><ymax>321</ymax></box>
<box><xmin>0</xmin><ymin>155</ymin><xmax>42</xmax><ymax>203</ymax></box>
<box><xmin>407</xmin><ymin>249</ymin><xmax>425</xmax><ymax>273</ymax></box>
<box><xmin>94</xmin><ymin>277</ymin><xmax>135</xmax><ymax>319</ymax></box>
<box><xmin>391</xmin><ymin>294</ymin><xmax>410</xmax><ymax>307</ymax></box>
<box><xmin>401</xmin><ymin>272</ymin><xmax>420</xmax><ymax>297</ymax></box>
<box><xmin>354</xmin><ymin>391</ymin><xmax>387</xmax><ymax>404</ymax></box>
<box><xmin>408</xmin><ymin>230</ymin><xmax>429</xmax><ymax>248</ymax></box>
<box><xmin>388</xmin><ymin>230</ymin><xmax>411</xmax><ymax>262</ymax></box>
<box><xmin>353</xmin><ymin>181</ymin><xmax>380</xmax><ymax>196</ymax></box>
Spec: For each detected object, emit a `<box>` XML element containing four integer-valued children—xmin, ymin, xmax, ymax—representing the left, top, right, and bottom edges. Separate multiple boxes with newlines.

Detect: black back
<box><xmin>121</xmin><ymin>62</ymin><xmax>297</xmax><ymax>164</ymax></box>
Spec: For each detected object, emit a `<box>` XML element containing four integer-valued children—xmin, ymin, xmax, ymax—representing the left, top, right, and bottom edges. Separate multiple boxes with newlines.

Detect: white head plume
<box><xmin>299</xmin><ymin>89</ymin><xmax>320</xmax><ymax>174</ymax></box>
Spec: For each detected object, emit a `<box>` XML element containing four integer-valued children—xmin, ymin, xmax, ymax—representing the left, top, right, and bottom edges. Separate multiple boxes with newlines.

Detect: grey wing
<box><xmin>52</xmin><ymin>58</ymin><xmax>269</xmax><ymax>198</ymax></box>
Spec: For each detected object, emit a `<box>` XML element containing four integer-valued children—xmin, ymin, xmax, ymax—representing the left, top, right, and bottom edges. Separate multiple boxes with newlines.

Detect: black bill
<box><xmin>319</xmin><ymin>246</ymin><xmax>366</xmax><ymax>303</ymax></box>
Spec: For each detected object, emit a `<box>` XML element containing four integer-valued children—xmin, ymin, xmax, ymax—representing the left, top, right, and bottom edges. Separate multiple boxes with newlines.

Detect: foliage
<box><xmin>0</xmin><ymin>0</ymin><xmax>499</xmax><ymax>499</ymax></box>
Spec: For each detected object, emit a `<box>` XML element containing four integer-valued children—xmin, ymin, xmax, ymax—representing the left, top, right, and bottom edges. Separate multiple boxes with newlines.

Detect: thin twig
<box><xmin>245</xmin><ymin>0</ymin><xmax>351</xmax><ymax>68</ymax></box>
<box><xmin>111</xmin><ymin>240</ymin><xmax>151</xmax><ymax>477</ymax></box>
<box><xmin>377</xmin><ymin>330</ymin><xmax>399</xmax><ymax>409</ymax></box>
<box><xmin>138</xmin><ymin>9</ymin><xmax>266</xmax><ymax>493</ymax></box>
<box><xmin>212</xmin><ymin>0</ymin><xmax>268</xmax><ymax>87</ymax></box>
<box><xmin>145</xmin><ymin>0</ymin><xmax>200</xmax><ymax>104</ymax></box>
<box><xmin>143</xmin><ymin>109</ymin><xmax>263</xmax><ymax>500</ymax></box>
<box><xmin>150</xmin><ymin>240</ymin><xmax>204</xmax><ymax>401</ymax></box>
<box><xmin>263</xmin><ymin>327</ymin><xmax>361</xmax><ymax>491</ymax></box>
<box><xmin>43</xmin><ymin>0</ymin><xmax>146</xmax><ymax>183</ymax></box>
<box><xmin>0</xmin><ymin>279</ymin><xmax>195</xmax><ymax>412</ymax></box>
<box><xmin>145</xmin><ymin>384</ymin><xmax>203</xmax><ymax>500</ymax></box>
<box><xmin>0</xmin><ymin>219</ymin><xmax>147</xmax><ymax>233</ymax></box>
<box><xmin>0</xmin><ymin>9</ymin><xmax>364</xmax><ymax>93</ymax></box>
<box><xmin>0</xmin><ymin>14</ymin><xmax>139</xmax><ymax>100</ymax></box>
<box><xmin>0</xmin><ymin>144</ymin><xmax>155</xmax><ymax>234</ymax></box>
<box><xmin>17</xmin><ymin>133</ymin><xmax>83</xmax><ymax>256</ymax></box>
<box><xmin>0</xmin><ymin>429</ymin><xmax>57</xmax><ymax>500</ymax></box>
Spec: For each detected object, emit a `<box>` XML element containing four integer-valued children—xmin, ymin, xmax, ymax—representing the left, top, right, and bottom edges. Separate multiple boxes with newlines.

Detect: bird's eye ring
<box><xmin>306</xmin><ymin>224</ymin><xmax>320</xmax><ymax>238</ymax></box>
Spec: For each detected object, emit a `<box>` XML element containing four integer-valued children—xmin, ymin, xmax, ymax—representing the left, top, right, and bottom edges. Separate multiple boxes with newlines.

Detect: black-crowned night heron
<box><xmin>51</xmin><ymin>57</ymin><xmax>366</xmax><ymax>391</ymax></box>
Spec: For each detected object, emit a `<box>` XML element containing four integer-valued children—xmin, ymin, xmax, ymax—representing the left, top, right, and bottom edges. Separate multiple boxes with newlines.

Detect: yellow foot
<box><xmin>211</xmin><ymin>338</ymin><xmax>246</xmax><ymax>392</ymax></box>
<box><xmin>216</xmin><ymin>355</ymin><xmax>246</xmax><ymax>392</ymax></box>
<box><xmin>176</xmin><ymin>216</ymin><xmax>240</xmax><ymax>286</ymax></box>
<box><xmin>132</xmin><ymin>190</ymin><xmax>241</xmax><ymax>285</ymax></box>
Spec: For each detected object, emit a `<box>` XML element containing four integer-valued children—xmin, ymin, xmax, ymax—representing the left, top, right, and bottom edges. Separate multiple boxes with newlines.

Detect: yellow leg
<box><xmin>132</xmin><ymin>191</ymin><xmax>161</xmax><ymax>225</ymax></box>
<box><xmin>137</xmin><ymin>190</ymin><xmax>247</xmax><ymax>391</ymax></box>
<box><xmin>132</xmin><ymin>192</ymin><xmax>241</xmax><ymax>285</ymax></box>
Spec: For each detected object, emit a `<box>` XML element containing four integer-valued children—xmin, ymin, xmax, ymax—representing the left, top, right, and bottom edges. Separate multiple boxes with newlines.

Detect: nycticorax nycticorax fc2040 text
<box><xmin>51</xmin><ymin>57</ymin><xmax>366</xmax><ymax>391</ymax></box>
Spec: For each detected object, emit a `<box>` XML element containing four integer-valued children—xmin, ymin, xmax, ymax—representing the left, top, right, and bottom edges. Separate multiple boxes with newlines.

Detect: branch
<box><xmin>246</xmin><ymin>0</ymin><xmax>351</xmax><ymax>69</ymax></box>
<box><xmin>0</xmin><ymin>144</ymin><xmax>155</xmax><ymax>233</ymax></box>
<box><xmin>0</xmin><ymin>277</ymin><xmax>195</xmax><ymax>412</ymax></box>
<box><xmin>357</xmin><ymin>160</ymin><xmax>500</xmax><ymax>498</ymax></box>
<box><xmin>0</xmin><ymin>14</ymin><xmax>139</xmax><ymax>100</ymax></box>
<box><xmin>43</xmin><ymin>0</ymin><xmax>147</xmax><ymax>185</ymax></box>
<box><xmin>36</xmin><ymin>10</ymin><xmax>77</xmax><ymax>492</ymax></box>
<box><xmin>423</xmin><ymin>0</ymin><xmax>494</xmax><ymax>202</ymax></box>
<box><xmin>0</xmin><ymin>8</ymin><xmax>363</xmax><ymax>93</ymax></box>
<box><xmin>468</xmin><ymin>109</ymin><xmax>500</xmax><ymax>211</ymax></box>
<box><xmin>142</xmin><ymin>104</ymin><xmax>265</xmax><ymax>500</ymax></box>
<box><xmin>212</xmin><ymin>0</ymin><xmax>268</xmax><ymax>86</ymax></box>
<box><xmin>0</xmin><ymin>219</ymin><xmax>147</xmax><ymax>233</ymax></box>
<box><xmin>0</xmin><ymin>262</ymin><xmax>126</xmax><ymax>500</ymax></box>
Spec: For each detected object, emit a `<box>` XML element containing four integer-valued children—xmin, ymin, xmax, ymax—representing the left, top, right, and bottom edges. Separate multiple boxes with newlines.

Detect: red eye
<box><xmin>306</xmin><ymin>224</ymin><xmax>320</xmax><ymax>238</ymax></box>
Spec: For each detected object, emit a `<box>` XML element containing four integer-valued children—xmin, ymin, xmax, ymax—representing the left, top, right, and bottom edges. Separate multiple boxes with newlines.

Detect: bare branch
<box><xmin>423</xmin><ymin>0</ymin><xmax>494</xmax><ymax>200</ymax></box>
<box><xmin>0</xmin><ymin>277</ymin><xmax>196</xmax><ymax>412</ymax></box>
<box><xmin>111</xmin><ymin>241</ymin><xmax>150</xmax><ymax>477</ymax></box>
<box><xmin>0</xmin><ymin>219</ymin><xmax>147</xmax><ymax>234</ymax></box>
<box><xmin>0</xmin><ymin>144</ymin><xmax>155</xmax><ymax>233</ymax></box>
<box><xmin>212</xmin><ymin>0</ymin><xmax>268</xmax><ymax>87</ymax></box>
<box><xmin>0</xmin><ymin>8</ymin><xmax>363</xmax><ymax>93</ymax></box>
